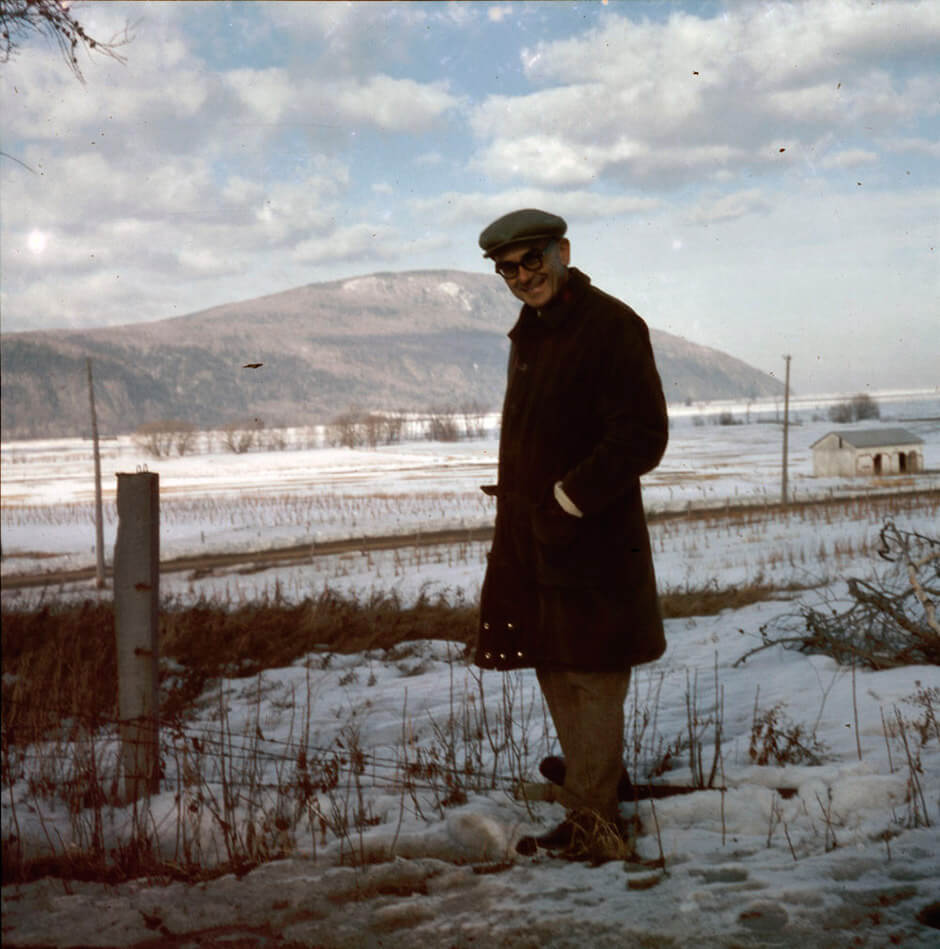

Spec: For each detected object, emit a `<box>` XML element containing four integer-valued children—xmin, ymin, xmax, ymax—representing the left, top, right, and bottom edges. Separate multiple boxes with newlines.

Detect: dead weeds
<box><xmin>2</xmin><ymin>579</ymin><xmax>812</xmax><ymax>744</ymax></box>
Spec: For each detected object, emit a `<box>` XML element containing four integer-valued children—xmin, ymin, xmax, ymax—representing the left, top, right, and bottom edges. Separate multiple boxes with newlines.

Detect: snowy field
<box><xmin>2</xmin><ymin>391</ymin><xmax>940</xmax><ymax>947</ymax></box>
<box><xmin>3</xmin><ymin>389</ymin><xmax>939</xmax><ymax>605</ymax></box>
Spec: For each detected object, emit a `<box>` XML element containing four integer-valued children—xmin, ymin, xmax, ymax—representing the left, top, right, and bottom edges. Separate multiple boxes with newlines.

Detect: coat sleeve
<box><xmin>559</xmin><ymin>311</ymin><xmax>668</xmax><ymax>516</ymax></box>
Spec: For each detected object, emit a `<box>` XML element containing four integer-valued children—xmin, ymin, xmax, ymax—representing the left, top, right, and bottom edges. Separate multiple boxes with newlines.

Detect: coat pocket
<box><xmin>531</xmin><ymin>499</ymin><xmax>582</xmax><ymax>547</ymax></box>
<box><xmin>533</xmin><ymin>513</ymin><xmax>617</xmax><ymax>588</ymax></box>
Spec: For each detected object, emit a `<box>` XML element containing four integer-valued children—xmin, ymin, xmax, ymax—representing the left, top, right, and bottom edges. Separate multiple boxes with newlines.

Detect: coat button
<box><xmin>499</xmin><ymin>652</ymin><xmax>506</xmax><ymax>660</ymax></box>
<box><xmin>484</xmin><ymin>651</ymin><xmax>492</xmax><ymax>659</ymax></box>
<box><xmin>516</xmin><ymin>651</ymin><xmax>523</xmax><ymax>657</ymax></box>
<box><xmin>507</xmin><ymin>622</ymin><xmax>514</xmax><ymax>629</ymax></box>
<box><xmin>483</xmin><ymin>622</ymin><xmax>490</xmax><ymax>630</ymax></box>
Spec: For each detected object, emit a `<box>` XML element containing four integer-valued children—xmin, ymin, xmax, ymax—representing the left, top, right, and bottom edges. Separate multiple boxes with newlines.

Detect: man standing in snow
<box><xmin>476</xmin><ymin>209</ymin><xmax>668</xmax><ymax>860</ymax></box>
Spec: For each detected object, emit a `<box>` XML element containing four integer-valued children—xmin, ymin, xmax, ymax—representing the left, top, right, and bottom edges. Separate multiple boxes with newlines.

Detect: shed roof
<box><xmin>811</xmin><ymin>427</ymin><xmax>924</xmax><ymax>450</ymax></box>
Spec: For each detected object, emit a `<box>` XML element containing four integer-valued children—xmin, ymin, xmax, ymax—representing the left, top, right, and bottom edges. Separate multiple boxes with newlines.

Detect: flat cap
<box><xmin>478</xmin><ymin>208</ymin><xmax>567</xmax><ymax>258</ymax></box>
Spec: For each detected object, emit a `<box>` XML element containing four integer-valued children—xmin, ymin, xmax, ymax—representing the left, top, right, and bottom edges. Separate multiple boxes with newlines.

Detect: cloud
<box><xmin>686</xmin><ymin>189</ymin><xmax>773</xmax><ymax>225</ymax></box>
<box><xmin>883</xmin><ymin>137</ymin><xmax>940</xmax><ymax>159</ymax></box>
<box><xmin>1</xmin><ymin>0</ymin><xmax>936</xmax><ymax>396</ymax></box>
<box><xmin>330</xmin><ymin>76</ymin><xmax>458</xmax><ymax>132</ymax></box>
<box><xmin>225</xmin><ymin>68</ymin><xmax>458</xmax><ymax>133</ymax></box>
<box><xmin>176</xmin><ymin>246</ymin><xmax>231</xmax><ymax>277</ymax></box>
<box><xmin>820</xmin><ymin>149</ymin><xmax>879</xmax><ymax>170</ymax></box>
<box><xmin>225</xmin><ymin>67</ymin><xmax>294</xmax><ymax>124</ymax></box>
<box><xmin>415</xmin><ymin>151</ymin><xmax>444</xmax><ymax>166</ymax></box>
<box><xmin>1</xmin><ymin>125</ymin><xmax>357</xmax><ymax>329</ymax></box>
<box><xmin>469</xmin><ymin>0</ymin><xmax>940</xmax><ymax>189</ymax></box>
<box><xmin>0</xmin><ymin>2</ymin><xmax>461</xmax><ymax>332</ymax></box>
<box><xmin>291</xmin><ymin>223</ymin><xmax>401</xmax><ymax>265</ymax></box>
<box><xmin>469</xmin><ymin>135</ymin><xmax>606</xmax><ymax>186</ymax></box>
<box><xmin>265</xmin><ymin>1</ymin><xmax>430</xmax><ymax>76</ymax></box>
<box><xmin>469</xmin><ymin>131</ymin><xmax>753</xmax><ymax>187</ymax></box>
<box><xmin>414</xmin><ymin>189</ymin><xmax>658</xmax><ymax>227</ymax></box>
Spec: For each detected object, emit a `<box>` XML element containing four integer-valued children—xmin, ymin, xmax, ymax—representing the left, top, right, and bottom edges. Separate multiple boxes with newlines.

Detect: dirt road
<box><xmin>3</xmin><ymin>488</ymin><xmax>936</xmax><ymax>591</ymax></box>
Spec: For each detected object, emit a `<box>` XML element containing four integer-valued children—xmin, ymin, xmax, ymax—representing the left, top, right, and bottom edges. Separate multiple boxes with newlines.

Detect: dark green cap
<box><xmin>478</xmin><ymin>208</ymin><xmax>567</xmax><ymax>258</ymax></box>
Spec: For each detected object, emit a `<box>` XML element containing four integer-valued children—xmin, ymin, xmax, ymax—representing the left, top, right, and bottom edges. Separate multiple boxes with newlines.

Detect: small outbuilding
<box><xmin>811</xmin><ymin>428</ymin><xmax>925</xmax><ymax>477</ymax></box>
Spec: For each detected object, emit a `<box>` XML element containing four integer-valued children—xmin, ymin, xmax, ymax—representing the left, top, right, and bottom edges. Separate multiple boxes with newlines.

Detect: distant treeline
<box><xmin>133</xmin><ymin>404</ymin><xmax>494</xmax><ymax>458</ymax></box>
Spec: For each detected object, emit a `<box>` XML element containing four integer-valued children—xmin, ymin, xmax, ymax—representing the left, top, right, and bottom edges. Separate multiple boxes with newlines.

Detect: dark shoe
<box><xmin>531</xmin><ymin>810</ymin><xmax>635</xmax><ymax>864</ymax></box>
<box><xmin>515</xmin><ymin>834</ymin><xmax>538</xmax><ymax>856</ymax></box>
<box><xmin>538</xmin><ymin>755</ymin><xmax>634</xmax><ymax>801</ymax></box>
<box><xmin>514</xmin><ymin>821</ymin><xmax>572</xmax><ymax>856</ymax></box>
<box><xmin>534</xmin><ymin>818</ymin><xmax>578</xmax><ymax>850</ymax></box>
<box><xmin>517</xmin><ymin>810</ymin><xmax>637</xmax><ymax>863</ymax></box>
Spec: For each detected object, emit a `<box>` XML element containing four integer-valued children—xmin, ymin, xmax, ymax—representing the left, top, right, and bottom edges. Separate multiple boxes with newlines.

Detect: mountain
<box><xmin>1</xmin><ymin>270</ymin><xmax>783</xmax><ymax>440</ymax></box>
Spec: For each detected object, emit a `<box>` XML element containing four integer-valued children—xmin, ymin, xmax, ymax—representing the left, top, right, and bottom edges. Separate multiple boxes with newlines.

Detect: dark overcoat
<box><xmin>476</xmin><ymin>267</ymin><xmax>668</xmax><ymax>672</ymax></box>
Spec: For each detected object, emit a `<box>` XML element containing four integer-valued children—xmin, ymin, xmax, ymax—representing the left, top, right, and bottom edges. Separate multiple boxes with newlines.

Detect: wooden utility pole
<box><xmin>86</xmin><ymin>358</ymin><xmax>106</xmax><ymax>588</ymax></box>
<box><xmin>781</xmin><ymin>355</ymin><xmax>792</xmax><ymax>506</ymax></box>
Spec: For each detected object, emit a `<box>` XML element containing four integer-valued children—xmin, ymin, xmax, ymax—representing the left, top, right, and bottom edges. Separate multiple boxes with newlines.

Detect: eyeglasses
<box><xmin>493</xmin><ymin>241</ymin><xmax>554</xmax><ymax>280</ymax></box>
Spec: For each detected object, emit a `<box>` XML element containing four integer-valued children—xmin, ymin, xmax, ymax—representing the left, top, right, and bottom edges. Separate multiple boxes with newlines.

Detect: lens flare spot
<box><xmin>27</xmin><ymin>230</ymin><xmax>48</xmax><ymax>255</ymax></box>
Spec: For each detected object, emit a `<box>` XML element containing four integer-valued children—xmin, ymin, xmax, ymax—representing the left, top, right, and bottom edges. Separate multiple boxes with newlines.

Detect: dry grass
<box><xmin>2</xmin><ymin>600</ymin><xmax>118</xmax><ymax>741</ymax></box>
<box><xmin>0</xmin><ymin>595</ymin><xmax>534</xmax><ymax>885</ymax></box>
<box><xmin>658</xmin><ymin>579</ymin><xmax>813</xmax><ymax>619</ymax></box>
<box><xmin>1</xmin><ymin>569</ymin><xmax>888</xmax><ymax>887</ymax></box>
<box><xmin>0</xmin><ymin>577</ymin><xmax>770</xmax><ymax>886</ymax></box>
<box><xmin>1</xmin><ymin>591</ymin><xmax>474</xmax><ymax>717</ymax></box>
<box><xmin>1</xmin><ymin>579</ymin><xmax>805</xmax><ymax>743</ymax></box>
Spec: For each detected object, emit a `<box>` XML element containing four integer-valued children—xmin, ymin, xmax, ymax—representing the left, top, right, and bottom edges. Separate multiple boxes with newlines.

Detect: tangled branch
<box><xmin>0</xmin><ymin>0</ymin><xmax>131</xmax><ymax>81</ymax></box>
<box><xmin>736</xmin><ymin>521</ymin><xmax>939</xmax><ymax>670</ymax></box>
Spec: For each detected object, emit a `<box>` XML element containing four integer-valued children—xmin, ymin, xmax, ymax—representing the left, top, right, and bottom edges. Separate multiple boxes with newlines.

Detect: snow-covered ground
<box><xmin>3</xmin><ymin>390</ymin><xmax>938</xmax><ymax>600</ymax></box>
<box><xmin>2</xmin><ymin>392</ymin><xmax>939</xmax><ymax>947</ymax></box>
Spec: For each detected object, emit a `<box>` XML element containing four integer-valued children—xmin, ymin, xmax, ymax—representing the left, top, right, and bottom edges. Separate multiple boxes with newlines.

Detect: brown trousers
<box><xmin>536</xmin><ymin>667</ymin><xmax>631</xmax><ymax>821</ymax></box>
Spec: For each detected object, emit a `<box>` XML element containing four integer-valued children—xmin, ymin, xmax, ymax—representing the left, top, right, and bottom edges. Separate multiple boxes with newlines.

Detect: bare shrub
<box><xmin>327</xmin><ymin>410</ymin><xmax>404</xmax><ymax>448</ymax></box>
<box><xmin>366</xmin><ymin>412</ymin><xmax>405</xmax><ymax>447</ymax></box>
<box><xmin>883</xmin><ymin>705</ymin><xmax>932</xmax><ymax>828</ymax></box>
<box><xmin>828</xmin><ymin>401</ymin><xmax>853</xmax><ymax>424</ymax></box>
<box><xmin>426</xmin><ymin>408</ymin><xmax>459</xmax><ymax>442</ymax></box>
<box><xmin>134</xmin><ymin>420</ymin><xmax>198</xmax><ymax>458</ymax></box>
<box><xmin>258</xmin><ymin>427</ymin><xmax>288</xmax><ymax>452</ymax></box>
<box><xmin>460</xmin><ymin>401</ymin><xmax>489</xmax><ymax>439</ymax></box>
<box><xmin>737</xmin><ymin>520</ymin><xmax>940</xmax><ymax>669</ymax></box>
<box><xmin>328</xmin><ymin>410</ymin><xmax>363</xmax><ymax>448</ymax></box>
<box><xmin>222</xmin><ymin>418</ymin><xmax>263</xmax><ymax>454</ymax></box>
<box><xmin>828</xmin><ymin>393</ymin><xmax>881</xmax><ymax>423</ymax></box>
<box><xmin>852</xmin><ymin>393</ymin><xmax>881</xmax><ymax>420</ymax></box>
<box><xmin>901</xmin><ymin>686</ymin><xmax>940</xmax><ymax>746</ymax></box>
<box><xmin>749</xmin><ymin>701</ymin><xmax>828</xmax><ymax>766</ymax></box>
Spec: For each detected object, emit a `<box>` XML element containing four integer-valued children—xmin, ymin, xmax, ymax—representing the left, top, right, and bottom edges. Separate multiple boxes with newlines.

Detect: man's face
<box><xmin>494</xmin><ymin>238</ymin><xmax>570</xmax><ymax>309</ymax></box>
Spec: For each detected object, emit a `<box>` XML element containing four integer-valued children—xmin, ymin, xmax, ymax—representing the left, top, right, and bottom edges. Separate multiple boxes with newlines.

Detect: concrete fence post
<box><xmin>113</xmin><ymin>471</ymin><xmax>160</xmax><ymax>802</ymax></box>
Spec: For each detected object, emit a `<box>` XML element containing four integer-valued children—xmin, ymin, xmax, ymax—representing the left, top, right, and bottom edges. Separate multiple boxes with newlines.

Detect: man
<box><xmin>476</xmin><ymin>208</ymin><xmax>668</xmax><ymax>860</ymax></box>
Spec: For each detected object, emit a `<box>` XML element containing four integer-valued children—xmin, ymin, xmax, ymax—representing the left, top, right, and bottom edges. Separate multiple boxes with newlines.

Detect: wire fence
<box><xmin>2</xmin><ymin>689</ymin><xmax>537</xmax><ymax>801</ymax></box>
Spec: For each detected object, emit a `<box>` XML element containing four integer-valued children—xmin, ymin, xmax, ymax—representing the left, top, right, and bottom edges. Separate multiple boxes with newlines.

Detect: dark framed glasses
<box><xmin>493</xmin><ymin>241</ymin><xmax>554</xmax><ymax>280</ymax></box>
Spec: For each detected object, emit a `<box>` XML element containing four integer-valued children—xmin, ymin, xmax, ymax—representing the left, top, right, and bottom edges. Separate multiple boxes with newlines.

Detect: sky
<box><xmin>1</xmin><ymin>0</ymin><xmax>938</xmax><ymax>396</ymax></box>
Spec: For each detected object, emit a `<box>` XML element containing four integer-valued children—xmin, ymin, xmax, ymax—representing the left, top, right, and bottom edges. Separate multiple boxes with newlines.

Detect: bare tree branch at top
<box><xmin>0</xmin><ymin>0</ymin><xmax>131</xmax><ymax>81</ymax></box>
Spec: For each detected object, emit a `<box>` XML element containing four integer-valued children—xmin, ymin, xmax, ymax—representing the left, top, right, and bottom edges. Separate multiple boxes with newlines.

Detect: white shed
<box><xmin>811</xmin><ymin>428</ymin><xmax>925</xmax><ymax>477</ymax></box>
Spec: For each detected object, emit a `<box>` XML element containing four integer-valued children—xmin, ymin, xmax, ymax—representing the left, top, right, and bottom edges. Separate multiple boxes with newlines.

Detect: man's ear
<box><xmin>558</xmin><ymin>238</ymin><xmax>571</xmax><ymax>266</ymax></box>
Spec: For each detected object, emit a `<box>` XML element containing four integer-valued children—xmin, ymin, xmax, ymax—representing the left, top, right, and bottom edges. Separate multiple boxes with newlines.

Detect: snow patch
<box><xmin>436</xmin><ymin>280</ymin><xmax>472</xmax><ymax>310</ymax></box>
<box><xmin>341</xmin><ymin>276</ymin><xmax>383</xmax><ymax>294</ymax></box>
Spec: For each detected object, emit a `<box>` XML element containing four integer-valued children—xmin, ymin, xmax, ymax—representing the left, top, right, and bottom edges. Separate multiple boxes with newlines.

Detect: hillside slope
<box><xmin>1</xmin><ymin>270</ymin><xmax>782</xmax><ymax>439</ymax></box>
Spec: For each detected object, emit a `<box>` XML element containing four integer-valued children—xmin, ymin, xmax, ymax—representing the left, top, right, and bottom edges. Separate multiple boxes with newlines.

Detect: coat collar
<box><xmin>508</xmin><ymin>267</ymin><xmax>592</xmax><ymax>340</ymax></box>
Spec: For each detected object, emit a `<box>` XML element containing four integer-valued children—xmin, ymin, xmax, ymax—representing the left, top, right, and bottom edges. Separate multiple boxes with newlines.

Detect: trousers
<box><xmin>536</xmin><ymin>666</ymin><xmax>632</xmax><ymax>821</ymax></box>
